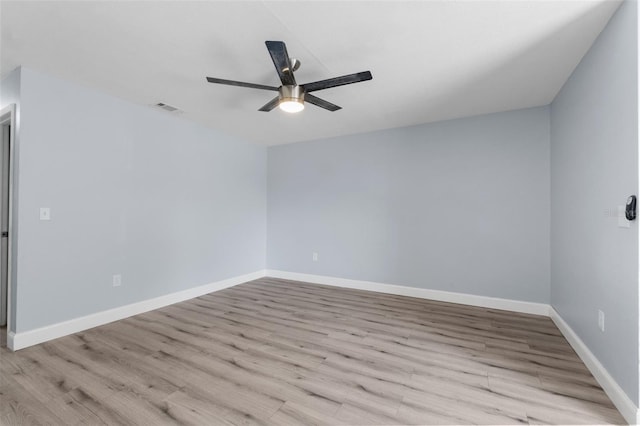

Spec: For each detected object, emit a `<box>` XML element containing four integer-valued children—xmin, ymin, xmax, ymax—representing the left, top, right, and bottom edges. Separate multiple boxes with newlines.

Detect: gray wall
<box><xmin>550</xmin><ymin>0</ymin><xmax>638</xmax><ymax>405</ymax></box>
<box><xmin>11</xmin><ymin>67</ymin><xmax>266</xmax><ymax>333</ymax></box>
<box><xmin>268</xmin><ymin>107</ymin><xmax>551</xmax><ymax>303</ymax></box>
<box><xmin>0</xmin><ymin>68</ymin><xmax>20</xmax><ymax>108</ymax></box>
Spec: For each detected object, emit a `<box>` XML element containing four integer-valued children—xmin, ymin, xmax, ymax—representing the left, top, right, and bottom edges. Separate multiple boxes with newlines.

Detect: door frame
<box><xmin>0</xmin><ymin>104</ymin><xmax>16</xmax><ymax>346</ymax></box>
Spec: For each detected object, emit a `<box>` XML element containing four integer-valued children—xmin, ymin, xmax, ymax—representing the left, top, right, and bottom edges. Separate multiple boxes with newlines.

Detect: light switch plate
<box><xmin>598</xmin><ymin>310</ymin><xmax>605</xmax><ymax>332</ymax></box>
<box><xmin>39</xmin><ymin>207</ymin><xmax>51</xmax><ymax>221</ymax></box>
<box><xmin>618</xmin><ymin>205</ymin><xmax>630</xmax><ymax>228</ymax></box>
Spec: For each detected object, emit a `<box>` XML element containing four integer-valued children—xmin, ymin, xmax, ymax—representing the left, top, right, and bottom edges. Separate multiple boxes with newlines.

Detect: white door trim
<box><xmin>0</xmin><ymin>104</ymin><xmax>16</xmax><ymax>344</ymax></box>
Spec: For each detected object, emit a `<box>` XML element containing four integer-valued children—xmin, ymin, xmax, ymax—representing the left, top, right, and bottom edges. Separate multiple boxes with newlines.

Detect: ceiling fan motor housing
<box><xmin>279</xmin><ymin>85</ymin><xmax>305</xmax><ymax>104</ymax></box>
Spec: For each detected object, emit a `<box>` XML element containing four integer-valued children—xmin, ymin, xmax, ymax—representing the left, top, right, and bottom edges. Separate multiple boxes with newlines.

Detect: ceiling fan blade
<box><xmin>206</xmin><ymin>77</ymin><xmax>278</xmax><ymax>91</ymax></box>
<box><xmin>305</xmin><ymin>94</ymin><xmax>342</xmax><ymax>112</ymax></box>
<box><xmin>265</xmin><ymin>41</ymin><xmax>296</xmax><ymax>86</ymax></box>
<box><xmin>258</xmin><ymin>96</ymin><xmax>281</xmax><ymax>112</ymax></box>
<box><xmin>302</xmin><ymin>71</ymin><xmax>372</xmax><ymax>93</ymax></box>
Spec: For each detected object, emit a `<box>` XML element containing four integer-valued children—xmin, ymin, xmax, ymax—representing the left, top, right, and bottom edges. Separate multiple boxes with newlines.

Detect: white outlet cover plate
<box><xmin>39</xmin><ymin>207</ymin><xmax>51</xmax><ymax>221</ymax></box>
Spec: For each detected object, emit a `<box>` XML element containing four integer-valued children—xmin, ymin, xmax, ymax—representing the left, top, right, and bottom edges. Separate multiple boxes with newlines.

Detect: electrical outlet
<box><xmin>312</xmin><ymin>252</ymin><xmax>318</xmax><ymax>262</ymax></box>
<box><xmin>39</xmin><ymin>207</ymin><xmax>51</xmax><ymax>221</ymax></box>
<box><xmin>598</xmin><ymin>310</ymin><xmax>605</xmax><ymax>332</ymax></box>
<box><xmin>112</xmin><ymin>274</ymin><xmax>122</xmax><ymax>287</ymax></box>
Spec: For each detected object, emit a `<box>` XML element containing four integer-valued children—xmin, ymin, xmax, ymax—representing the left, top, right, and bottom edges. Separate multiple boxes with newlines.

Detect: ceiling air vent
<box><xmin>155</xmin><ymin>102</ymin><xmax>181</xmax><ymax>113</ymax></box>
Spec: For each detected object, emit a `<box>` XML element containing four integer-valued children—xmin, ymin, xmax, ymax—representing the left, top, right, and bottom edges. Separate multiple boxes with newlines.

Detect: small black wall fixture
<box><xmin>625</xmin><ymin>195</ymin><xmax>636</xmax><ymax>220</ymax></box>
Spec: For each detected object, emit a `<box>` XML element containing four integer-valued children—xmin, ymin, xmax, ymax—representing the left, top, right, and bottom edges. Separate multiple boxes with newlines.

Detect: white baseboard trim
<box><xmin>9</xmin><ymin>268</ymin><xmax>637</xmax><ymax>424</ymax></box>
<box><xmin>268</xmin><ymin>270</ymin><xmax>638</xmax><ymax>422</ymax></box>
<box><xmin>9</xmin><ymin>270</ymin><xmax>266</xmax><ymax>351</ymax></box>
<box><xmin>549</xmin><ymin>308</ymin><xmax>639</xmax><ymax>425</ymax></box>
<box><xmin>265</xmin><ymin>270</ymin><xmax>550</xmax><ymax>316</ymax></box>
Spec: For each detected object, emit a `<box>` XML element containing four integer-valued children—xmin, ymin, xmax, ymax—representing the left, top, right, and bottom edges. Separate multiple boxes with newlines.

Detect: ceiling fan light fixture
<box><xmin>278</xmin><ymin>85</ymin><xmax>305</xmax><ymax>113</ymax></box>
<box><xmin>279</xmin><ymin>99</ymin><xmax>305</xmax><ymax>113</ymax></box>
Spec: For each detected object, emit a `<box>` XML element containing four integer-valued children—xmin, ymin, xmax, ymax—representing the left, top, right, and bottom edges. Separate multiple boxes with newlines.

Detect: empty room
<box><xmin>0</xmin><ymin>0</ymin><xmax>638</xmax><ymax>424</ymax></box>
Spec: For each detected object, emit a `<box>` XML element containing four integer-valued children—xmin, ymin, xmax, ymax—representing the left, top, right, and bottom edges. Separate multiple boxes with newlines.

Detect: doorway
<box><xmin>0</xmin><ymin>105</ymin><xmax>15</xmax><ymax>347</ymax></box>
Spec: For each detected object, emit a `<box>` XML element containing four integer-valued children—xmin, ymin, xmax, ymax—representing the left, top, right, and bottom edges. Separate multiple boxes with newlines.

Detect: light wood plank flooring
<box><xmin>0</xmin><ymin>277</ymin><xmax>626</xmax><ymax>425</ymax></box>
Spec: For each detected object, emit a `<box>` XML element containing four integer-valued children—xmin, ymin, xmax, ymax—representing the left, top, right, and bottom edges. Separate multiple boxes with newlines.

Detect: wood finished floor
<box><xmin>0</xmin><ymin>278</ymin><xmax>626</xmax><ymax>425</ymax></box>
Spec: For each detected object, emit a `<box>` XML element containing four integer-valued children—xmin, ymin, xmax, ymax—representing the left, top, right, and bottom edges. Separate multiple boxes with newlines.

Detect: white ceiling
<box><xmin>0</xmin><ymin>1</ymin><xmax>622</xmax><ymax>146</ymax></box>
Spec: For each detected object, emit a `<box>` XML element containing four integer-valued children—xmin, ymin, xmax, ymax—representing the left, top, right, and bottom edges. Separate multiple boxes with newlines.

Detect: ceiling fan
<box><xmin>206</xmin><ymin>41</ymin><xmax>372</xmax><ymax>113</ymax></box>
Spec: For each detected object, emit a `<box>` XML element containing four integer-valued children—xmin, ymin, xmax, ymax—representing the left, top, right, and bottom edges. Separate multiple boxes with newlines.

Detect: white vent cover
<box><xmin>155</xmin><ymin>102</ymin><xmax>181</xmax><ymax>113</ymax></box>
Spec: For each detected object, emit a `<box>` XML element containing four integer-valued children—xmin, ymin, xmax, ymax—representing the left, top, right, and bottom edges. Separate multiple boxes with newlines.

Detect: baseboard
<box><xmin>9</xmin><ymin>269</ymin><xmax>265</xmax><ymax>351</ymax></box>
<box><xmin>267</xmin><ymin>270</ymin><xmax>637</xmax><ymax>422</ymax></box>
<box><xmin>549</xmin><ymin>308</ymin><xmax>639</xmax><ymax>425</ymax></box>
<box><xmin>9</xmin><ymin>268</ymin><xmax>637</xmax><ymax>424</ymax></box>
<box><xmin>265</xmin><ymin>270</ymin><xmax>550</xmax><ymax>316</ymax></box>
